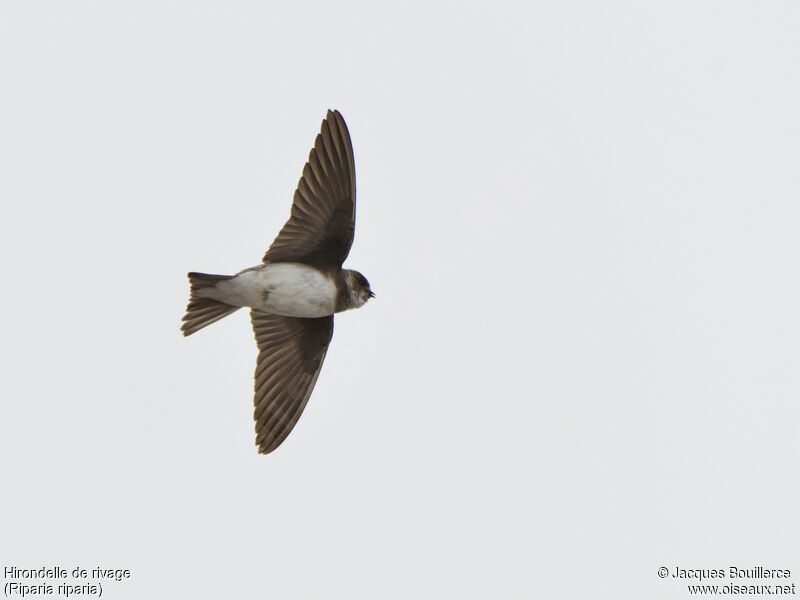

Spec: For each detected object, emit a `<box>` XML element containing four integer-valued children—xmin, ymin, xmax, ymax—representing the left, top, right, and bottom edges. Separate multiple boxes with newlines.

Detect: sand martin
<box><xmin>182</xmin><ymin>110</ymin><xmax>373</xmax><ymax>454</ymax></box>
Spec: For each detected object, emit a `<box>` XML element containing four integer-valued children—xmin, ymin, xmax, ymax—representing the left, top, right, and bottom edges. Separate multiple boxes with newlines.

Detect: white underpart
<box><xmin>200</xmin><ymin>263</ymin><xmax>337</xmax><ymax>318</ymax></box>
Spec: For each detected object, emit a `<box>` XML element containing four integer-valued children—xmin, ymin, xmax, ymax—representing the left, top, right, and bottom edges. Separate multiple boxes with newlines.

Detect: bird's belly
<box><xmin>260</xmin><ymin>280</ymin><xmax>336</xmax><ymax>318</ymax></box>
<box><xmin>209</xmin><ymin>263</ymin><xmax>336</xmax><ymax>318</ymax></box>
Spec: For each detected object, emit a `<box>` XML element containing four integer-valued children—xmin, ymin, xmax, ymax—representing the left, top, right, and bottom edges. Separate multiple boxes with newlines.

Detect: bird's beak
<box><xmin>368</xmin><ymin>290</ymin><xmax>376</xmax><ymax>299</ymax></box>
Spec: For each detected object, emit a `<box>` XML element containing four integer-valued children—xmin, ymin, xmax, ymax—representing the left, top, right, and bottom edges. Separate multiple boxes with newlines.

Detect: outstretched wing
<box><xmin>250</xmin><ymin>310</ymin><xmax>334</xmax><ymax>454</ymax></box>
<box><xmin>263</xmin><ymin>110</ymin><xmax>356</xmax><ymax>269</ymax></box>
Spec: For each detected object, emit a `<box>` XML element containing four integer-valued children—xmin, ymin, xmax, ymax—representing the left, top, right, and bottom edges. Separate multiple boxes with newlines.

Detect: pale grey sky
<box><xmin>1</xmin><ymin>1</ymin><xmax>799</xmax><ymax>598</ymax></box>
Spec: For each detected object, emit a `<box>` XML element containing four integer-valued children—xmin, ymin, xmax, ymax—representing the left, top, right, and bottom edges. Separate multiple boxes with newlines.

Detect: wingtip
<box><xmin>326</xmin><ymin>108</ymin><xmax>346</xmax><ymax>123</ymax></box>
<box><xmin>257</xmin><ymin>443</ymin><xmax>275</xmax><ymax>455</ymax></box>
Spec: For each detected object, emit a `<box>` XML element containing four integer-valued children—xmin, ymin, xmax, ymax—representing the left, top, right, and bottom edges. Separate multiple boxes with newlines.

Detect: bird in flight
<box><xmin>182</xmin><ymin>110</ymin><xmax>373</xmax><ymax>454</ymax></box>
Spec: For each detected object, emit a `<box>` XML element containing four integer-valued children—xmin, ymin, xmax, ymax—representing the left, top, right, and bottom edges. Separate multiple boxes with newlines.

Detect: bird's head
<box><xmin>343</xmin><ymin>269</ymin><xmax>375</xmax><ymax>308</ymax></box>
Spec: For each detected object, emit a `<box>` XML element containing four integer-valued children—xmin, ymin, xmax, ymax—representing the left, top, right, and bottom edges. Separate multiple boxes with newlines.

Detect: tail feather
<box><xmin>181</xmin><ymin>272</ymin><xmax>240</xmax><ymax>336</ymax></box>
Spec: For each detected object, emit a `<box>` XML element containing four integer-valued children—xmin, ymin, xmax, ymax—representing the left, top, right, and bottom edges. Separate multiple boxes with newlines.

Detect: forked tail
<box><xmin>181</xmin><ymin>272</ymin><xmax>240</xmax><ymax>336</ymax></box>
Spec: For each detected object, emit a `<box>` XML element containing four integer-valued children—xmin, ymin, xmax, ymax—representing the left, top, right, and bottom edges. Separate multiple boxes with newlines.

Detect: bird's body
<box><xmin>199</xmin><ymin>263</ymin><xmax>338</xmax><ymax>318</ymax></box>
<box><xmin>182</xmin><ymin>110</ymin><xmax>373</xmax><ymax>454</ymax></box>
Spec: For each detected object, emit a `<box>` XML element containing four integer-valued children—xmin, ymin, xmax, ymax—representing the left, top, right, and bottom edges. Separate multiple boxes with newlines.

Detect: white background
<box><xmin>1</xmin><ymin>1</ymin><xmax>798</xmax><ymax>598</ymax></box>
